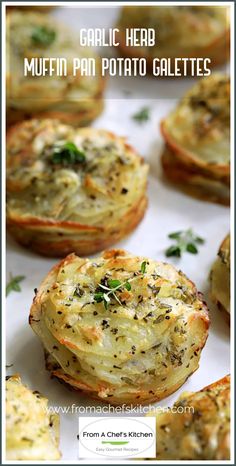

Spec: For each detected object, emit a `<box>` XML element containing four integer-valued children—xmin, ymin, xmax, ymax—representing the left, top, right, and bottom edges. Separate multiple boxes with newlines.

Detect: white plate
<box><xmin>6</xmin><ymin>6</ymin><xmax>230</xmax><ymax>462</ymax></box>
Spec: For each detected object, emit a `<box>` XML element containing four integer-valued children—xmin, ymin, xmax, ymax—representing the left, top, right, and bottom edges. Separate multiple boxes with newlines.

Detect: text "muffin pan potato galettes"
<box><xmin>6</xmin><ymin>119</ymin><xmax>148</xmax><ymax>257</ymax></box>
<box><xmin>30</xmin><ymin>249</ymin><xmax>209</xmax><ymax>406</ymax></box>
<box><xmin>6</xmin><ymin>11</ymin><xmax>105</xmax><ymax>127</ymax></box>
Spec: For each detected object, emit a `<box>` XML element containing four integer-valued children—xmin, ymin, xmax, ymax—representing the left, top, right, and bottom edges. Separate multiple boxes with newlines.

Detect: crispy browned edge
<box><xmin>6</xmin><ymin>75</ymin><xmax>106</xmax><ymax>128</ymax></box>
<box><xmin>29</xmin><ymin>250</ymin><xmax>210</xmax><ymax>405</ymax></box>
<box><xmin>117</xmin><ymin>28</ymin><xmax>230</xmax><ymax>75</ymax></box>
<box><xmin>43</xmin><ymin>354</ymin><xmax>208</xmax><ymax>406</ymax></box>
<box><xmin>7</xmin><ymin>195</ymin><xmax>148</xmax><ymax>257</ymax></box>
<box><xmin>200</xmin><ymin>374</ymin><xmax>230</xmax><ymax>391</ymax></box>
<box><xmin>7</xmin><ymin>126</ymin><xmax>148</xmax><ymax>257</ymax></box>
<box><xmin>210</xmin><ymin>234</ymin><xmax>230</xmax><ymax>324</ymax></box>
<box><xmin>161</xmin><ymin>146</ymin><xmax>230</xmax><ymax>206</ymax></box>
<box><xmin>6</xmin><ymin>101</ymin><xmax>104</xmax><ymax>128</ymax></box>
<box><xmin>161</xmin><ymin>121</ymin><xmax>230</xmax><ymax>178</ymax></box>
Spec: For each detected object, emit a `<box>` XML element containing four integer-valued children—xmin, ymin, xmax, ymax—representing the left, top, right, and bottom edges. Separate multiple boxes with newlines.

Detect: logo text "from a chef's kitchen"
<box><xmin>78</xmin><ymin>417</ymin><xmax>156</xmax><ymax>459</ymax></box>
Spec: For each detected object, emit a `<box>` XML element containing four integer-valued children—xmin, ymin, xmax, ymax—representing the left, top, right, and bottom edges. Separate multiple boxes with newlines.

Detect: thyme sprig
<box><xmin>165</xmin><ymin>229</ymin><xmax>205</xmax><ymax>258</ymax></box>
<box><xmin>132</xmin><ymin>107</ymin><xmax>150</xmax><ymax>124</ymax></box>
<box><xmin>94</xmin><ymin>261</ymin><xmax>147</xmax><ymax>309</ymax></box>
<box><xmin>6</xmin><ymin>274</ymin><xmax>25</xmax><ymax>296</ymax></box>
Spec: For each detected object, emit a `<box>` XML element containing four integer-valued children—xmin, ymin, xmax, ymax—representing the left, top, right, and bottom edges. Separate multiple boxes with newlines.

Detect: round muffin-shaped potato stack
<box><xmin>117</xmin><ymin>6</ymin><xmax>229</xmax><ymax>71</ymax></box>
<box><xmin>30</xmin><ymin>249</ymin><xmax>210</xmax><ymax>406</ymax></box>
<box><xmin>210</xmin><ymin>234</ymin><xmax>230</xmax><ymax>318</ymax></box>
<box><xmin>6</xmin><ymin>119</ymin><xmax>148</xmax><ymax>257</ymax></box>
<box><xmin>6</xmin><ymin>11</ymin><xmax>105</xmax><ymax>127</ymax></box>
<box><xmin>161</xmin><ymin>74</ymin><xmax>230</xmax><ymax>205</ymax></box>
<box><xmin>6</xmin><ymin>375</ymin><xmax>60</xmax><ymax>460</ymax></box>
<box><xmin>147</xmin><ymin>375</ymin><xmax>230</xmax><ymax>460</ymax></box>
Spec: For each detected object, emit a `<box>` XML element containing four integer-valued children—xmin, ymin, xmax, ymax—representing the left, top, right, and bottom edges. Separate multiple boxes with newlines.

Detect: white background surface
<box><xmin>6</xmin><ymin>6</ymin><xmax>230</xmax><ymax>462</ymax></box>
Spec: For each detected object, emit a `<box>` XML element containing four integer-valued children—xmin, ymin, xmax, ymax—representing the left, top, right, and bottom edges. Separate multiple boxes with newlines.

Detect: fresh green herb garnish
<box><xmin>6</xmin><ymin>274</ymin><xmax>25</xmax><ymax>296</ymax></box>
<box><xmin>124</xmin><ymin>281</ymin><xmax>131</xmax><ymax>291</ymax></box>
<box><xmin>132</xmin><ymin>107</ymin><xmax>150</xmax><ymax>124</ymax></box>
<box><xmin>51</xmin><ymin>142</ymin><xmax>86</xmax><ymax>166</ymax></box>
<box><xmin>31</xmin><ymin>26</ymin><xmax>56</xmax><ymax>46</ymax></box>
<box><xmin>165</xmin><ymin>229</ymin><xmax>205</xmax><ymax>258</ymax></box>
<box><xmin>140</xmin><ymin>261</ymin><xmax>147</xmax><ymax>274</ymax></box>
<box><xmin>94</xmin><ymin>262</ymin><xmax>147</xmax><ymax>309</ymax></box>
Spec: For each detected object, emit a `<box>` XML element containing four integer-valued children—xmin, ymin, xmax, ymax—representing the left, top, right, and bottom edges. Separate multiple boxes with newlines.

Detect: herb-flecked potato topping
<box><xmin>117</xmin><ymin>6</ymin><xmax>229</xmax><ymax>71</ymax></box>
<box><xmin>6</xmin><ymin>375</ymin><xmax>60</xmax><ymax>460</ymax></box>
<box><xmin>6</xmin><ymin>11</ymin><xmax>105</xmax><ymax>126</ymax></box>
<box><xmin>30</xmin><ymin>249</ymin><xmax>209</xmax><ymax>406</ymax></box>
<box><xmin>147</xmin><ymin>375</ymin><xmax>230</xmax><ymax>460</ymax></box>
<box><xmin>6</xmin><ymin>120</ymin><xmax>148</xmax><ymax>257</ymax></box>
<box><xmin>161</xmin><ymin>74</ymin><xmax>230</xmax><ymax>205</ymax></box>
<box><xmin>161</xmin><ymin>74</ymin><xmax>230</xmax><ymax>169</ymax></box>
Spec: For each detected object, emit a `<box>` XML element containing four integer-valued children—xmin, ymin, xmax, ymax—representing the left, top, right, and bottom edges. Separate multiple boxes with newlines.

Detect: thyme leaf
<box><xmin>6</xmin><ymin>274</ymin><xmax>25</xmax><ymax>296</ymax></box>
<box><xmin>132</xmin><ymin>107</ymin><xmax>150</xmax><ymax>124</ymax></box>
<box><xmin>165</xmin><ymin>229</ymin><xmax>205</xmax><ymax>258</ymax></box>
<box><xmin>125</xmin><ymin>282</ymin><xmax>131</xmax><ymax>291</ymax></box>
<box><xmin>166</xmin><ymin>245</ymin><xmax>181</xmax><ymax>257</ymax></box>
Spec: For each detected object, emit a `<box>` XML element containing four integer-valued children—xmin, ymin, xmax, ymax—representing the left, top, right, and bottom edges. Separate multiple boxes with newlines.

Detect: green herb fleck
<box><xmin>140</xmin><ymin>261</ymin><xmax>147</xmax><ymax>274</ymax></box>
<box><xmin>186</xmin><ymin>243</ymin><xmax>198</xmax><ymax>254</ymax></box>
<box><xmin>107</xmin><ymin>279</ymin><xmax>122</xmax><ymax>289</ymax></box>
<box><xmin>165</xmin><ymin>229</ymin><xmax>205</xmax><ymax>258</ymax></box>
<box><xmin>132</xmin><ymin>107</ymin><xmax>150</xmax><ymax>124</ymax></box>
<box><xmin>94</xmin><ymin>291</ymin><xmax>104</xmax><ymax>303</ymax></box>
<box><xmin>168</xmin><ymin>231</ymin><xmax>183</xmax><ymax>240</ymax></box>
<box><xmin>73</xmin><ymin>285</ymin><xmax>84</xmax><ymax>298</ymax></box>
<box><xmin>31</xmin><ymin>26</ymin><xmax>56</xmax><ymax>47</ymax></box>
<box><xmin>6</xmin><ymin>274</ymin><xmax>25</xmax><ymax>296</ymax></box>
<box><xmin>165</xmin><ymin>245</ymin><xmax>181</xmax><ymax>258</ymax></box>
<box><xmin>125</xmin><ymin>282</ymin><xmax>131</xmax><ymax>291</ymax></box>
<box><xmin>51</xmin><ymin>142</ymin><xmax>86</xmax><ymax>166</ymax></box>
